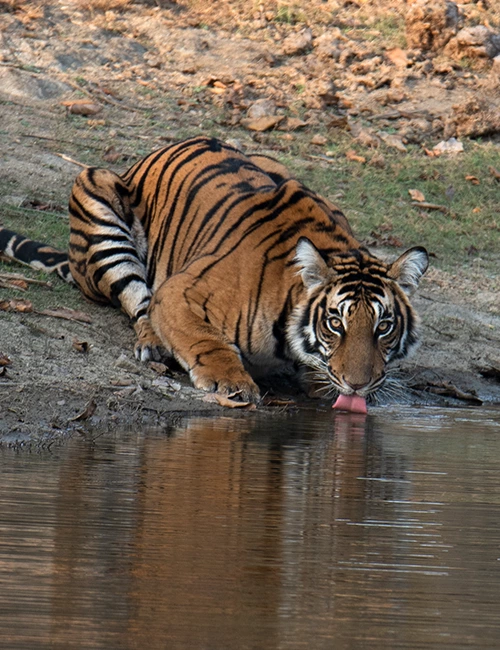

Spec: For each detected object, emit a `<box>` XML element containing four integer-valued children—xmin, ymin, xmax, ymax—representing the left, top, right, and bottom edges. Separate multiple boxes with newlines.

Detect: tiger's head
<box><xmin>288</xmin><ymin>238</ymin><xmax>429</xmax><ymax>400</ymax></box>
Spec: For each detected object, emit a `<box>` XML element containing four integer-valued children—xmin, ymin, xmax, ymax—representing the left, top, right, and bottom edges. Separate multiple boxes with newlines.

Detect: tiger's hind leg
<box><xmin>149</xmin><ymin>274</ymin><xmax>260</xmax><ymax>402</ymax></box>
<box><xmin>68</xmin><ymin>167</ymin><xmax>164</xmax><ymax>362</ymax></box>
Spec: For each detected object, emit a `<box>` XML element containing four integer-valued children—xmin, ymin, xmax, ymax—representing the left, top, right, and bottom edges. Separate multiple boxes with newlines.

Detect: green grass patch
<box><xmin>273</xmin><ymin>5</ymin><xmax>306</xmax><ymax>25</ymax></box>
<box><xmin>284</xmin><ymin>142</ymin><xmax>500</xmax><ymax>273</ymax></box>
<box><xmin>0</xmin><ymin>204</ymin><xmax>69</xmax><ymax>249</ymax></box>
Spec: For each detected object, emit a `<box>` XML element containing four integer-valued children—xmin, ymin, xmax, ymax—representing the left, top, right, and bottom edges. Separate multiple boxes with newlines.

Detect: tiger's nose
<box><xmin>344</xmin><ymin>379</ymin><xmax>369</xmax><ymax>393</ymax></box>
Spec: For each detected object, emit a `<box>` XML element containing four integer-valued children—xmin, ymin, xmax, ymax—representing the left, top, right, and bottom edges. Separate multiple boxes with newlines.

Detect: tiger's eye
<box><xmin>326</xmin><ymin>316</ymin><xmax>344</xmax><ymax>334</ymax></box>
<box><xmin>376</xmin><ymin>320</ymin><xmax>393</xmax><ymax>335</ymax></box>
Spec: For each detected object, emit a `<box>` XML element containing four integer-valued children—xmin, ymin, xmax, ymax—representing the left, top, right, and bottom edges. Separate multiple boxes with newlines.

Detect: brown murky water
<box><xmin>1</xmin><ymin>406</ymin><xmax>500</xmax><ymax>649</ymax></box>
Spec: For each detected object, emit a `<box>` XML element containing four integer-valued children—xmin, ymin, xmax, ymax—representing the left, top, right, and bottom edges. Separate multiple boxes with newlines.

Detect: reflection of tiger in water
<box><xmin>0</xmin><ymin>136</ymin><xmax>428</xmax><ymax>402</ymax></box>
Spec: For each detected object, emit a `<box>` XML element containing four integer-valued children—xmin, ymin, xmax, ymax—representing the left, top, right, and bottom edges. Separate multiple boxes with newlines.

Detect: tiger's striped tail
<box><xmin>0</xmin><ymin>227</ymin><xmax>73</xmax><ymax>283</ymax></box>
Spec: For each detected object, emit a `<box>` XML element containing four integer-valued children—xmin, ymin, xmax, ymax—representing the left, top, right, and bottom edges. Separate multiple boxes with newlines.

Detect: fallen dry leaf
<box><xmin>110</xmin><ymin>379</ymin><xmax>135</xmax><ymax>387</ymax></box>
<box><xmin>20</xmin><ymin>198</ymin><xmax>64</xmax><ymax>212</ymax></box>
<box><xmin>355</xmin><ymin>128</ymin><xmax>380</xmax><ymax>148</ymax></box>
<box><xmin>369</xmin><ymin>231</ymin><xmax>404</xmax><ymax>248</ymax></box>
<box><xmin>0</xmin><ymin>298</ymin><xmax>33</xmax><ymax>313</ymax></box>
<box><xmin>72</xmin><ymin>338</ymin><xmax>90</xmax><ymax>353</ymax></box>
<box><xmin>285</xmin><ymin>117</ymin><xmax>308</xmax><ymax>130</ymax></box>
<box><xmin>87</xmin><ymin>119</ymin><xmax>106</xmax><ymax>128</ymax></box>
<box><xmin>152</xmin><ymin>377</ymin><xmax>182</xmax><ymax>392</ymax></box>
<box><xmin>202</xmin><ymin>393</ymin><xmax>257</xmax><ymax>410</ymax></box>
<box><xmin>149</xmin><ymin>361</ymin><xmax>170</xmax><ymax>375</ymax></box>
<box><xmin>326</xmin><ymin>115</ymin><xmax>349</xmax><ymax>130</ymax></box>
<box><xmin>102</xmin><ymin>145</ymin><xmax>123</xmax><ymax>163</ymax></box>
<box><xmin>61</xmin><ymin>100</ymin><xmax>103</xmax><ymax>116</ymax></box>
<box><xmin>69</xmin><ymin>398</ymin><xmax>97</xmax><ymax>422</ymax></box>
<box><xmin>465</xmin><ymin>175</ymin><xmax>480</xmax><ymax>185</ymax></box>
<box><xmin>0</xmin><ymin>354</ymin><xmax>12</xmax><ymax>367</ymax></box>
<box><xmin>408</xmin><ymin>188</ymin><xmax>426</xmax><ymax>202</ymax></box>
<box><xmin>37</xmin><ymin>307</ymin><xmax>92</xmax><ymax>323</ymax></box>
<box><xmin>0</xmin><ymin>278</ymin><xmax>28</xmax><ymax>291</ymax></box>
<box><xmin>345</xmin><ymin>149</ymin><xmax>366</xmax><ymax>164</ymax></box>
<box><xmin>488</xmin><ymin>166</ymin><xmax>500</xmax><ymax>181</ymax></box>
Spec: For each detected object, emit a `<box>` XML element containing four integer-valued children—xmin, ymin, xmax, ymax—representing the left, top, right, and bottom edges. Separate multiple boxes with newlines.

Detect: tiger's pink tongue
<box><xmin>333</xmin><ymin>394</ymin><xmax>368</xmax><ymax>414</ymax></box>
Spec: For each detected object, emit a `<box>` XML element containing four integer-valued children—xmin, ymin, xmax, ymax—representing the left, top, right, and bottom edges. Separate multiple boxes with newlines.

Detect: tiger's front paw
<box><xmin>134</xmin><ymin>317</ymin><xmax>168</xmax><ymax>362</ymax></box>
<box><xmin>191</xmin><ymin>367</ymin><xmax>260</xmax><ymax>403</ymax></box>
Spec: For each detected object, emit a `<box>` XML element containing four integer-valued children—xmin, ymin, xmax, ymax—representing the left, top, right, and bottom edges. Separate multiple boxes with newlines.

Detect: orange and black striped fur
<box><xmin>0</xmin><ymin>136</ymin><xmax>428</xmax><ymax>402</ymax></box>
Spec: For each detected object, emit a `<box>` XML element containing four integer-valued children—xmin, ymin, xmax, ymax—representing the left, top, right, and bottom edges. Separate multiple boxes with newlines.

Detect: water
<box><xmin>1</xmin><ymin>407</ymin><xmax>500</xmax><ymax>650</ymax></box>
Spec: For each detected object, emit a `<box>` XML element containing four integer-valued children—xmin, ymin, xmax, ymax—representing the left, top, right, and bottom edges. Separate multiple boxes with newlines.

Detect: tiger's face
<box><xmin>288</xmin><ymin>238</ymin><xmax>429</xmax><ymax>399</ymax></box>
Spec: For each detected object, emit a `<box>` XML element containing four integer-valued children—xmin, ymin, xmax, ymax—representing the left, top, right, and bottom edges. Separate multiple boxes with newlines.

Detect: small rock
<box><xmin>282</xmin><ymin>28</ymin><xmax>313</xmax><ymax>56</ymax></box>
<box><xmin>433</xmin><ymin>137</ymin><xmax>464</xmax><ymax>155</ymax></box>
<box><xmin>311</xmin><ymin>134</ymin><xmax>328</xmax><ymax>146</ymax></box>
<box><xmin>350</xmin><ymin>56</ymin><xmax>383</xmax><ymax>75</ymax></box>
<box><xmin>378</xmin><ymin>132</ymin><xmax>407</xmax><ymax>152</ymax></box>
<box><xmin>385</xmin><ymin>47</ymin><xmax>409</xmax><ymax>68</ymax></box>
<box><xmin>410</xmin><ymin>118</ymin><xmax>432</xmax><ymax>133</ymax></box>
<box><xmin>405</xmin><ymin>0</ymin><xmax>462</xmax><ymax>52</ymax></box>
<box><xmin>444</xmin><ymin>97</ymin><xmax>500</xmax><ymax>138</ymax></box>
<box><xmin>240</xmin><ymin>115</ymin><xmax>284</xmax><ymax>132</ymax></box>
<box><xmin>246</xmin><ymin>98</ymin><xmax>276</xmax><ymax>120</ymax></box>
<box><xmin>379</xmin><ymin>89</ymin><xmax>407</xmax><ymax>105</ymax></box>
<box><xmin>445</xmin><ymin>25</ymin><xmax>500</xmax><ymax>60</ymax></box>
<box><xmin>313</xmin><ymin>31</ymin><xmax>342</xmax><ymax>61</ymax></box>
<box><xmin>492</xmin><ymin>54</ymin><xmax>500</xmax><ymax>75</ymax></box>
<box><xmin>316</xmin><ymin>78</ymin><xmax>339</xmax><ymax>106</ymax></box>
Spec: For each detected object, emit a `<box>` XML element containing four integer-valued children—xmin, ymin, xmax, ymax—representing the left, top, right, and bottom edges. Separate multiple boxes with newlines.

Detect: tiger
<box><xmin>0</xmin><ymin>136</ymin><xmax>428</xmax><ymax>405</ymax></box>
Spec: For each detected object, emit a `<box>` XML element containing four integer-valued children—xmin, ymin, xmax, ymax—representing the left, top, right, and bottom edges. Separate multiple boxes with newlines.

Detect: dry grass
<box><xmin>72</xmin><ymin>0</ymin><xmax>132</xmax><ymax>12</ymax></box>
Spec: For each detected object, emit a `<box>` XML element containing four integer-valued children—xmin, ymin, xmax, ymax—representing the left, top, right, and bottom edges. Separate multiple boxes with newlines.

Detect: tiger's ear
<box><xmin>388</xmin><ymin>246</ymin><xmax>429</xmax><ymax>295</ymax></box>
<box><xmin>294</xmin><ymin>237</ymin><xmax>330</xmax><ymax>290</ymax></box>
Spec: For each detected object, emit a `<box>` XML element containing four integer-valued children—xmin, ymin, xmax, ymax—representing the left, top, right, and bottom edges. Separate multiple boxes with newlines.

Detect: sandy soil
<box><xmin>1</xmin><ymin>0</ymin><xmax>499</xmax><ymax>444</ymax></box>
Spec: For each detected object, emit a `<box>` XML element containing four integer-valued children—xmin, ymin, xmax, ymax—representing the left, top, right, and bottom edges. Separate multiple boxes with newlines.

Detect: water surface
<box><xmin>1</xmin><ymin>406</ymin><xmax>500</xmax><ymax>649</ymax></box>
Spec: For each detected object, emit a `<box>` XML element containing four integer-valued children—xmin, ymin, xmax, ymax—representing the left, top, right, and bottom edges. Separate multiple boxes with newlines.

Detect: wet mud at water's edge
<box><xmin>1</xmin><ymin>407</ymin><xmax>500</xmax><ymax>649</ymax></box>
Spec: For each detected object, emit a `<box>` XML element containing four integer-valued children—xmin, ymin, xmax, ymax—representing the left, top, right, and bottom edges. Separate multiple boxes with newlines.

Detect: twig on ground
<box><xmin>0</xmin><ymin>272</ymin><xmax>53</xmax><ymax>288</ymax></box>
<box><xmin>411</xmin><ymin>201</ymin><xmax>449</xmax><ymax>213</ymax></box>
<box><xmin>54</xmin><ymin>152</ymin><xmax>88</xmax><ymax>168</ymax></box>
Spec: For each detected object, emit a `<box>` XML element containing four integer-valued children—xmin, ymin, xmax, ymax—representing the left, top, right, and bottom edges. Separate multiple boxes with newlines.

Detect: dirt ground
<box><xmin>1</xmin><ymin>0</ymin><xmax>499</xmax><ymax>445</ymax></box>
